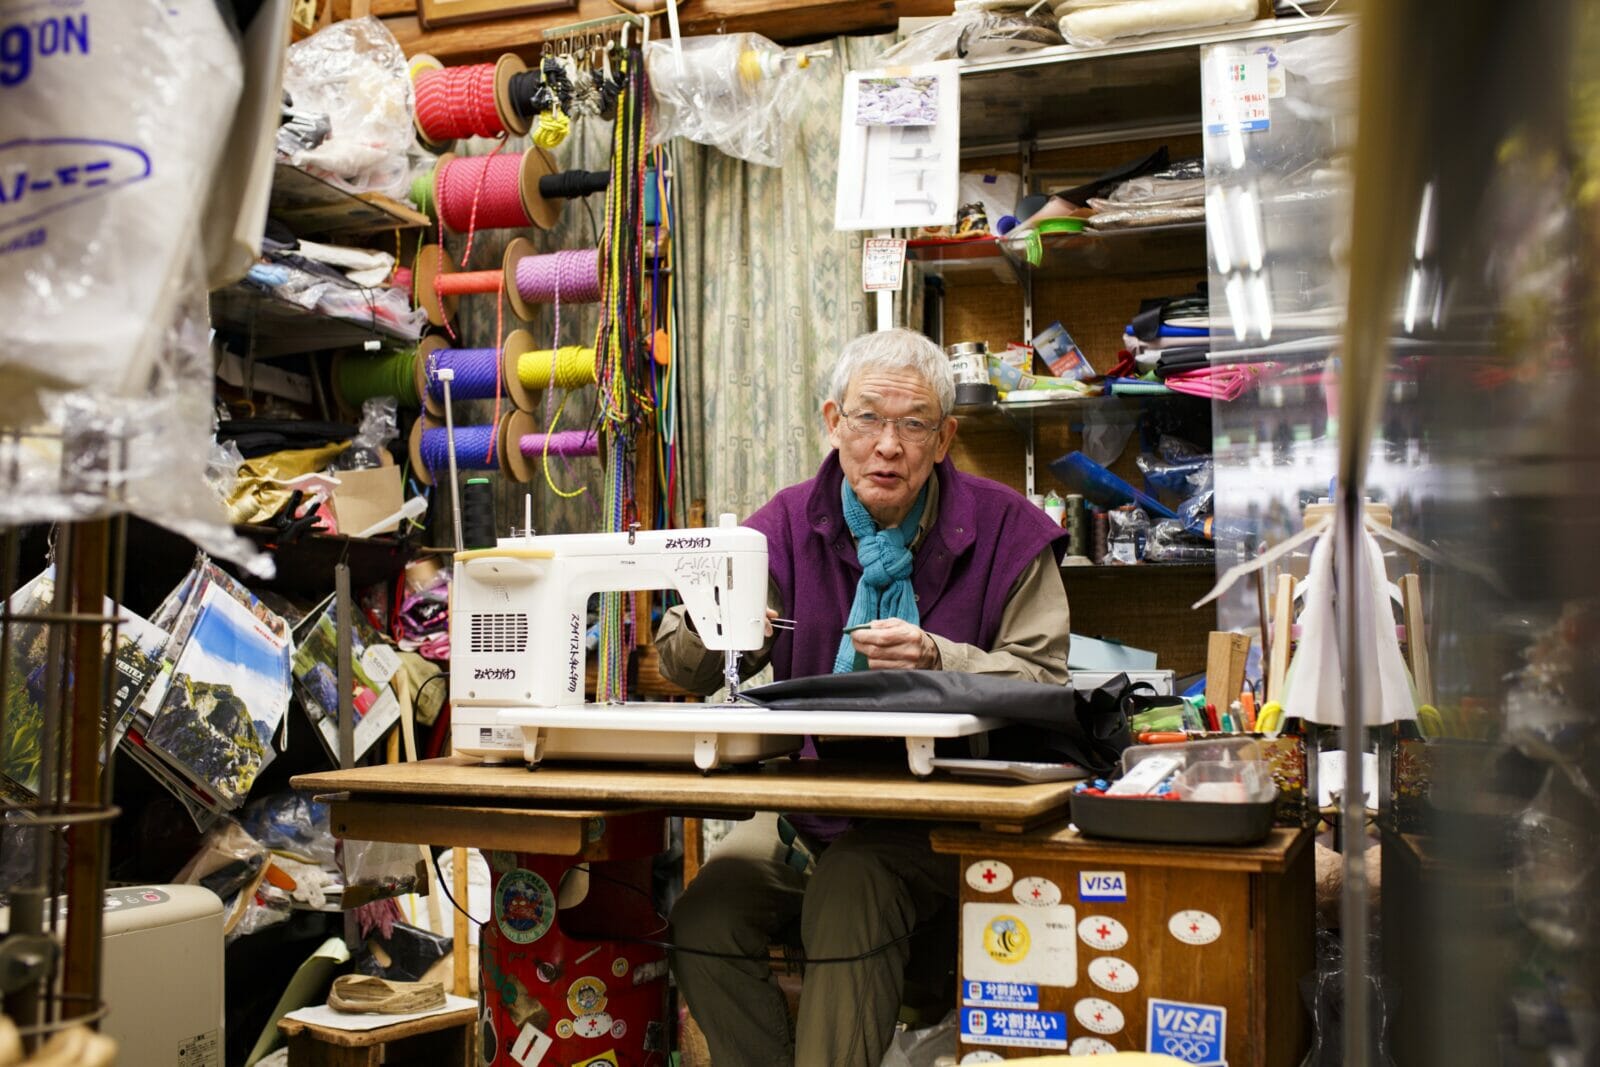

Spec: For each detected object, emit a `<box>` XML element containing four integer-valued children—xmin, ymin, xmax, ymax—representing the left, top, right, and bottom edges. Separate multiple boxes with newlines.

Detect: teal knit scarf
<box><xmin>832</xmin><ymin>480</ymin><xmax>928</xmax><ymax>673</ymax></box>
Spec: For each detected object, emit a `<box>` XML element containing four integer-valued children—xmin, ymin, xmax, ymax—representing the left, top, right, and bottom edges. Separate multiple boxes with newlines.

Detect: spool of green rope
<box><xmin>334</xmin><ymin>346</ymin><xmax>423</xmax><ymax>409</ymax></box>
<box><xmin>410</xmin><ymin>168</ymin><xmax>437</xmax><ymax>216</ymax></box>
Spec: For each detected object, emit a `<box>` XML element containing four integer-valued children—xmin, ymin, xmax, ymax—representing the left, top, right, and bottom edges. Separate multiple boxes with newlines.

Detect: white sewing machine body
<box><xmin>449</xmin><ymin>516</ymin><xmax>772</xmax><ymax>762</ymax></box>
<box><xmin>449</xmin><ymin>517</ymin><xmax>1002</xmax><ymax>775</ymax></box>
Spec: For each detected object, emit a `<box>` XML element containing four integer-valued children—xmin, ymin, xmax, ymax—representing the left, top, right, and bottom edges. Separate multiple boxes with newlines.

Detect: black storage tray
<box><xmin>1071</xmin><ymin>788</ymin><xmax>1279</xmax><ymax>845</ymax></box>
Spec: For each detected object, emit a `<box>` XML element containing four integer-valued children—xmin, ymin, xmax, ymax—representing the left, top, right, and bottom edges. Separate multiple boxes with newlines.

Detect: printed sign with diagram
<box><xmin>835</xmin><ymin>61</ymin><xmax>960</xmax><ymax>231</ymax></box>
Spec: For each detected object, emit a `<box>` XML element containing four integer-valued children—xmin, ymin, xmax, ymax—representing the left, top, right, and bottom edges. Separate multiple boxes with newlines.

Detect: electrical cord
<box><xmin>427</xmin><ymin>852</ymin><xmax>926</xmax><ymax>966</ymax></box>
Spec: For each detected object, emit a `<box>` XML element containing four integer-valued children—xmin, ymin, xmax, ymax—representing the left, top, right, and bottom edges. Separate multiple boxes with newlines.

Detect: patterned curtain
<box><xmin>674</xmin><ymin>33</ymin><xmax>918</xmax><ymax>524</ymax></box>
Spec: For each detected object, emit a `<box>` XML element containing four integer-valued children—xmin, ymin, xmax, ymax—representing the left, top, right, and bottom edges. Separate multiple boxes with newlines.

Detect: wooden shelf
<box><xmin>233</xmin><ymin>524</ymin><xmax>415</xmax><ymax>597</ymax></box>
<box><xmin>209</xmin><ymin>284</ymin><xmax>416</xmax><ymax>358</ymax></box>
<box><xmin>270</xmin><ymin>163</ymin><xmax>429</xmax><ymax>236</ymax></box>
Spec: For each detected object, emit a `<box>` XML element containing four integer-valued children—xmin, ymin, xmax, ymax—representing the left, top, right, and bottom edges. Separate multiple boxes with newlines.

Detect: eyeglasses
<box><xmin>840</xmin><ymin>409</ymin><xmax>942</xmax><ymax>445</ymax></box>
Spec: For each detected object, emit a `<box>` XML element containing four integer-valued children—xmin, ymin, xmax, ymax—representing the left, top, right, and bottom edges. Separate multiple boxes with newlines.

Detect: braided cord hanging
<box><xmin>592</xmin><ymin>47</ymin><xmax>652</xmax><ymax>704</ymax></box>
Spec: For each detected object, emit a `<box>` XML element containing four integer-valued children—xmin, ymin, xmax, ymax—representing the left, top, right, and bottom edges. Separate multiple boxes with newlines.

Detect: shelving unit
<box><xmin>209</xmin><ymin>163</ymin><xmax>429</xmax><ymax>358</ymax></box>
<box><xmin>927</xmin><ymin>15</ymin><xmax>1349</xmax><ymax>673</ymax></box>
<box><xmin>911</xmin><ymin>221</ymin><xmax>1207</xmax><ymax>281</ymax></box>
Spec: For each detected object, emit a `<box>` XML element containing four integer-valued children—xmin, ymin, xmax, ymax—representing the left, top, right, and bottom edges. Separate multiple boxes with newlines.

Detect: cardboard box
<box><xmin>329</xmin><ymin>463</ymin><xmax>404</xmax><ymax>537</ymax></box>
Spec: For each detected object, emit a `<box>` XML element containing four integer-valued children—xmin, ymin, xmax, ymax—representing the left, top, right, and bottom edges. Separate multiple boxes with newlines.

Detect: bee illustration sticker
<box><xmin>1011</xmin><ymin>876</ymin><xmax>1061</xmax><ymax>907</ymax></box>
<box><xmin>1069</xmin><ymin>1036</ymin><xmax>1118</xmax><ymax>1055</ymax></box>
<box><xmin>966</xmin><ymin>860</ymin><xmax>1013</xmax><ymax>893</ymax></box>
<box><xmin>495</xmin><ymin>868</ymin><xmax>555</xmax><ymax>944</ymax></box>
<box><xmin>1168</xmin><ymin>909</ymin><xmax>1222</xmax><ymax>946</ymax></box>
<box><xmin>983</xmin><ymin>914</ymin><xmax>1031</xmax><ymax>964</ymax></box>
<box><xmin>1074</xmin><ymin>997</ymin><xmax>1125</xmax><ymax>1035</ymax></box>
<box><xmin>1077</xmin><ymin>914</ymin><xmax>1129</xmax><ymax>952</ymax></box>
<box><xmin>567</xmin><ymin>976</ymin><xmax>608</xmax><ymax>1016</ymax></box>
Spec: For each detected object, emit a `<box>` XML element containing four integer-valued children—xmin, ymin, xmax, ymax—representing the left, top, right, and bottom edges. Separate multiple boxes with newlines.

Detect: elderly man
<box><xmin>655</xmin><ymin>327</ymin><xmax>1070</xmax><ymax>1067</ymax></box>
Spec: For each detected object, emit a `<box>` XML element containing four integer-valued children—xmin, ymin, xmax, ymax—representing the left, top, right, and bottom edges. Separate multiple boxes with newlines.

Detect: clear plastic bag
<box><xmin>335</xmin><ymin>398</ymin><xmax>399</xmax><ymax>471</ymax></box>
<box><xmin>240</xmin><ymin>792</ymin><xmax>338</xmax><ymax>868</ymax></box>
<box><xmin>879</xmin><ymin>11</ymin><xmax>1063</xmax><ymax>64</ymax></box>
<box><xmin>878</xmin><ymin>1009</ymin><xmax>957</xmax><ymax>1067</ymax></box>
<box><xmin>646</xmin><ymin>34</ymin><xmax>808</xmax><ymax>167</ymax></box>
<box><xmin>338</xmin><ymin>838</ymin><xmax>427</xmax><ymax>908</ymax></box>
<box><xmin>0</xmin><ymin>1</ymin><xmax>262</xmax><ymax>572</ymax></box>
<box><xmin>1054</xmin><ymin>0</ymin><xmax>1259</xmax><ymax>48</ymax></box>
<box><xmin>279</xmin><ymin>17</ymin><xmax>414</xmax><ymax>198</ymax></box>
<box><xmin>175</xmin><ymin>817</ymin><xmax>270</xmax><ymax>902</ymax></box>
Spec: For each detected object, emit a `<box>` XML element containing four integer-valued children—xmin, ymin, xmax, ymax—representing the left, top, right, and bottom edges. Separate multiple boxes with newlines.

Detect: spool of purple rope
<box><xmin>513</xmin><ymin>248</ymin><xmax>602</xmax><ymax>306</ymax></box>
<box><xmin>419</xmin><ymin>423</ymin><xmax>500</xmax><ymax>472</ymax></box>
<box><xmin>422</xmin><ymin>348</ymin><xmax>503</xmax><ymax>409</ymax></box>
<box><xmin>520</xmin><ymin>430</ymin><xmax>599</xmax><ymax>458</ymax></box>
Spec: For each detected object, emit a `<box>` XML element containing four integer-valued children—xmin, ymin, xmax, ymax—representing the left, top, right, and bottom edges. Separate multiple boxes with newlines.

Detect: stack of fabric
<box><xmin>1053</xmin><ymin>0</ymin><xmax>1260</xmax><ymax>49</ymax></box>
<box><xmin>1086</xmin><ymin>157</ymin><xmax>1206</xmax><ymax>231</ymax></box>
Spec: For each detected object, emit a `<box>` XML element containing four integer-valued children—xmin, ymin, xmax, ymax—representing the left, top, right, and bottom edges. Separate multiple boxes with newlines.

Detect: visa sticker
<box><xmin>1078</xmin><ymin>870</ymin><xmax>1127</xmax><ymax>902</ymax></box>
<box><xmin>1147</xmin><ymin>998</ymin><xmax>1227</xmax><ymax>1065</ymax></box>
<box><xmin>960</xmin><ymin>1007</ymin><xmax>1068</xmax><ymax>1050</ymax></box>
<box><xmin>962</xmin><ymin>980</ymin><xmax>1040</xmax><ymax>1010</ymax></box>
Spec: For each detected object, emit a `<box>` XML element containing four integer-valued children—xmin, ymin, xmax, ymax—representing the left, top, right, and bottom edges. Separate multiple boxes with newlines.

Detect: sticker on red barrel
<box><xmin>1168</xmin><ymin>909</ymin><xmax>1222</xmax><ymax>945</ymax></box>
<box><xmin>966</xmin><ymin>860</ymin><xmax>1013</xmax><ymax>892</ymax></box>
<box><xmin>495</xmin><ymin>869</ymin><xmax>555</xmax><ymax>943</ymax></box>
<box><xmin>573</xmin><ymin>1053</ymin><xmax>619</xmax><ymax>1067</ymax></box>
<box><xmin>963</xmin><ymin>979</ymin><xmax>1039</xmax><ymax>1010</ymax></box>
<box><xmin>1077</xmin><ymin>914</ymin><xmax>1129</xmax><ymax>951</ymax></box>
<box><xmin>1070</xmin><ymin>1036</ymin><xmax>1119</xmax><ymax>1055</ymax></box>
<box><xmin>566</xmin><ymin>977</ymin><xmax>608</xmax><ymax>1016</ymax></box>
<box><xmin>509</xmin><ymin>1022</ymin><xmax>552</xmax><ymax>1065</ymax></box>
<box><xmin>1074</xmin><ymin>997</ymin><xmax>1124</xmax><ymax>1035</ymax></box>
<box><xmin>1011</xmin><ymin>876</ymin><xmax>1061</xmax><ymax>907</ymax></box>
<box><xmin>1077</xmin><ymin>870</ymin><xmax>1127</xmax><ymax>903</ymax></box>
<box><xmin>1087</xmin><ymin>956</ymin><xmax>1139</xmax><ymax>993</ymax></box>
<box><xmin>1147</xmin><ymin>998</ymin><xmax>1226</xmax><ymax>1064</ymax></box>
<box><xmin>960</xmin><ymin>1007</ymin><xmax>1068</xmax><ymax>1050</ymax></box>
<box><xmin>572</xmin><ymin>1012</ymin><xmax>613</xmax><ymax>1040</ymax></box>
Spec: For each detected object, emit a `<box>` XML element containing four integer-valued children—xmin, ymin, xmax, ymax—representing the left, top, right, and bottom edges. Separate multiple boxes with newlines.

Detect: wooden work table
<box><xmin>291</xmin><ymin>756</ymin><xmax>1080</xmax><ymax>854</ymax></box>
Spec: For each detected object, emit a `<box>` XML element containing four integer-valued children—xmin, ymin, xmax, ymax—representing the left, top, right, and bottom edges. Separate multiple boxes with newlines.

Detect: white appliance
<box><xmin>1</xmin><ymin>884</ymin><xmax>225</xmax><ymax>1066</ymax></box>
<box><xmin>101</xmin><ymin>884</ymin><xmax>225</xmax><ymax>1066</ymax></box>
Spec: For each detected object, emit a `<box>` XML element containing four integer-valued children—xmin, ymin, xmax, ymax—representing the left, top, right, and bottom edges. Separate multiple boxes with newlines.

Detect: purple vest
<box><xmin>746</xmin><ymin>452</ymin><xmax>1068</xmax><ymax>680</ymax></box>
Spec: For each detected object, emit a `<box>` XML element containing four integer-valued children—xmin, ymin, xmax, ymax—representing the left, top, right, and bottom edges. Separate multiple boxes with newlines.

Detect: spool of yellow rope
<box><xmin>516</xmin><ymin>345</ymin><xmax>597</xmax><ymax>392</ymax></box>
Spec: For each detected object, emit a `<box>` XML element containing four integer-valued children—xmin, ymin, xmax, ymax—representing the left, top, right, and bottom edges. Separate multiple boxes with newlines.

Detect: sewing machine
<box><xmin>450</xmin><ymin>515</ymin><xmax>1004</xmax><ymax>775</ymax></box>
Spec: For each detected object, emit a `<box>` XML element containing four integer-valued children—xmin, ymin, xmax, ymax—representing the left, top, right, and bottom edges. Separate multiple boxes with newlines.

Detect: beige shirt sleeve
<box><xmin>654</xmin><ymin>581</ymin><xmax>782</xmax><ymax>696</ymax></box>
<box><xmin>927</xmin><ymin>546</ymin><xmax>1071</xmax><ymax>685</ymax></box>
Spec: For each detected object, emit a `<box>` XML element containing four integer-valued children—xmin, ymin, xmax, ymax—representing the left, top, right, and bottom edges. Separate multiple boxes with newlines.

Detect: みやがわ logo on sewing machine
<box><xmin>664</xmin><ymin>536</ymin><xmax>712</xmax><ymax>550</ymax></box>
<box><xmin>474</xmin><ymin>667</ymin><xmax>516</xmax><ymax>681</ymax></box>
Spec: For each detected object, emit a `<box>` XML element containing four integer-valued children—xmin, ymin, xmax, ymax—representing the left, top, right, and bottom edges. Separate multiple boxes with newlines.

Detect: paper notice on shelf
<box><xmin>1204</xmin><ymin>49</ymin><xmax>1270</xmax><ymax>135</ymax></box>
<box><xmin>863</xmin><ymin>237</ymin><xmax>908</xmax><ymax>291</ymax></box>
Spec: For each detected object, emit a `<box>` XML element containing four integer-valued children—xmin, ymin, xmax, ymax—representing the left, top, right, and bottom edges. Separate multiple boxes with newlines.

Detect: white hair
<box><xmin>827</xmin><ymin>328</ymin><xmax>954</xmax><ymax>418</ymax></box>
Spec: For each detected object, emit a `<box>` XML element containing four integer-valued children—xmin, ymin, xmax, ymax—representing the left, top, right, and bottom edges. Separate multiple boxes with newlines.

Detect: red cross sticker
<box><xmin>1030</xmin><ymin>886</ymin><xmax>1042</xmax><ymax>899</ymax></box>
<box><xmin>1107</xmin><ymin>969</ymin><xmax>1119</xmax><ymax>982</ymax></box>
<box><xmin>1094</xmin><ymin>1011</ymin><xmax>1104</xmax><ymax>1023</ymax></box>
<box><xmin>1190</xmin><ymin>921</ymin><xmax>1201</xmax><ymax>934</ymax></box>
<box><xmin>1096</xmin><ymin>923</ymin><xmax>1112</xmax><ymax>941</ymax></box>
<box><xmin>982</xmin><ymin>868</ymin><xmax>997</xmax><ymax>884</ymax></box>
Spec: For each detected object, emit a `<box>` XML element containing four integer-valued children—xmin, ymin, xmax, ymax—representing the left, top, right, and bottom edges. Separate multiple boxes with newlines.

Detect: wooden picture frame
<box><xmin>417</xmin><ymin>0</ymin><xmax>577</xmax><ymax>30</ymax></box>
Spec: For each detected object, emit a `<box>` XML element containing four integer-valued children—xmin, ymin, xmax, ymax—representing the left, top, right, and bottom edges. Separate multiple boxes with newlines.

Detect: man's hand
<box><xmin>851</xmin><ymin>619</ymin><xmax>941</xmax><ymax>670</ymax></box>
